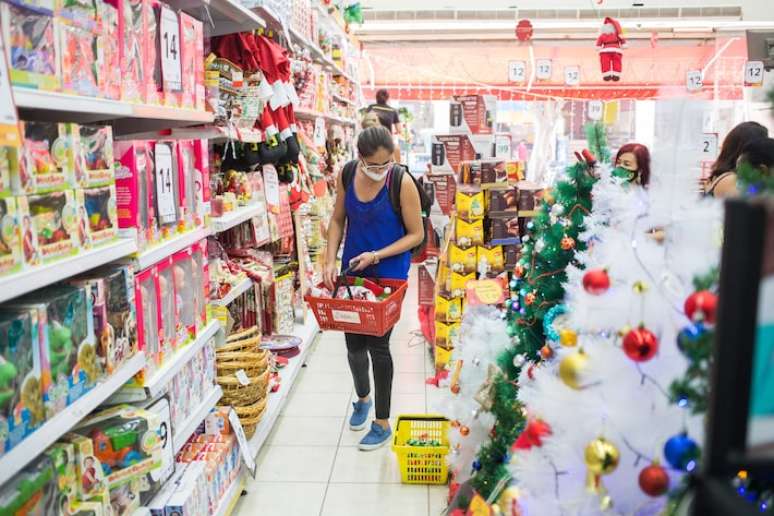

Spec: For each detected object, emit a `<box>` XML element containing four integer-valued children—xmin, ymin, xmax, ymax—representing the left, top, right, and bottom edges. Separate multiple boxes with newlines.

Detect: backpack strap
<box><xmin>387</xmin><ymin>164</ymin><xmax>405</xmax><ymax>216</ymax></box>
<box><xmin>341</xmin><ymin>160</ymin><xmax>358</xmax><ymax>191</ymax></box>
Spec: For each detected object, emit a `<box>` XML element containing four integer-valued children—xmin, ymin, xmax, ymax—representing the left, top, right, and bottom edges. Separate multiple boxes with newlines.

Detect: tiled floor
<box><xmin>233</xmin><ymin>269</ymin><xmax>449</xmax><ymax>516</ymax></box>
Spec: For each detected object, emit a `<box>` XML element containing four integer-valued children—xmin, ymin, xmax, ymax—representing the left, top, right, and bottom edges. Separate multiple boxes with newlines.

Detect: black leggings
<box><xmin>345</xmin><ymin>330</ymin><xmax>393</xmax><ymax>420</ymax></box>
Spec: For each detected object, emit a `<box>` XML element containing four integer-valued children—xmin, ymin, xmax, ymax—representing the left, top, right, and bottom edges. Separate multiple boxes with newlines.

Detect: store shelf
<box><xmin>211</xmin><ymin>204</ymin><xmax>264</xmax><ymax>233</ymax></box>
<box><xmin>248</xmin><ymin>317</ymin><xmax>319</xmax><ymax>459</ymax></box>
<box><xmin>134</xmin><ymin>227</ymin><xmax>211</xmax><ymax>270</ymax></box>
<box><xmin>332</xmin><ymin>93</ymin><xmax>356</xmax><ymax>106</ymax></box>
<box><xmin>164</xmin><ymin>0</ymin><xmax>265</xmax><ymax>37</ymax></box>
<box><xmin>109</xmin><ymin>320</ymin><xmax>222</xmax><ymax>403</ymax></box>
<box><xmin>0</xmin><ymin>352</ymin><xmax>146</xmax><ymax>487</ymax></box>
<box><xmin>295</xmin><ymin>108</ymin><xmax>356</xmax><ymax>127</ymax></box>
<box><xmin>173</xmin><ymin>385</ymin><xmax>224</xmax><ymax>454</ymax></box>
<box><xmin>214</xmin><ymin>474</ymin><xmax>246</xmax><ymax>516</ymax></box>
<box><xmin>211</xmin><ymin>277</ymin><xmax>253</xmax><ymax>306</ymax></box>
<box><xmin>0</xmin><ymin>239</ymin><xmax>137</xmax><ymax>304</ymax></box>
<box><xmin>13</xmin><ymin>88</ymin><xmax>214</xmax><ymax>135</ymax></box>
<box><xmin>170</xmin><ymin>125</ymin><xmax>264</xmax><ymax>143</ymax></box>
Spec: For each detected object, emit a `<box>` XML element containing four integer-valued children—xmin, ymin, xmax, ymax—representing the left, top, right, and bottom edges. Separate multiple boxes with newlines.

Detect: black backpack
<box><xmin>342</xmin><ymin>161</ymin><xmax>433</xmax><ymax>258</ymax></box>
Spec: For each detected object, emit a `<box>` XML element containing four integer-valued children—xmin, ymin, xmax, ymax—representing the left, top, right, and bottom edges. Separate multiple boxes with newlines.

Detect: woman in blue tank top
<box><xmin>323</xmin><ymin>127</ymin><xmax>424</xmax><ymax>450</ymax></box>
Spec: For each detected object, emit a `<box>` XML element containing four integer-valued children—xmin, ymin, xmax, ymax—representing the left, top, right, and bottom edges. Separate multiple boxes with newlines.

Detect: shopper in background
<box><xmin>613</xmin><ymin>142</ymin><xmax>651</xmax><ymax>187</ymax></box>
<box><xmin>736</xmin><ymin>137</ymin><xmax>774</xmax><ymax>192</ymax></box>
<box><xmin>362</xmin><ymin>107</ymin><xmax>401</xmax><ymax>162</ymax></box>
<box><xmin>366</xmin><ymin>89</ymin><xmax>403</xmax><ymax>135</ymax></box>
<box><xmin>706</xmin><ymin>121</ymin><xmax>769</xmax><ymax>198</ymax></box>
<box><xmin>323</xmin><ymin>126</ymin><xmax>424</xmax><ymax>451</ymax></box>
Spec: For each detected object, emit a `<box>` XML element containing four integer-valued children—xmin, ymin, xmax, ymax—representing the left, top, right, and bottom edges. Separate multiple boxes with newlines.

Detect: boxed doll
<box><xmin>148</xmin><ymin>141</ymin><xmax>181</xmax><ymax>239</ymax></box>
<box><xmin>0</xmin><ymin>308</ymin><xmax>45</xmax><ymax>455</ymax></box>
<box><xmin>176</xmin><ymin>140</ymin><xmax>197</xmax><ymax>231</ymax></box>
<box><xmin>59</xmin><ymin>22</ymin><xmax>100</xmax><ymax>97</ymax></box>
<box><xmin>118</xmin><ymin>0</ymin><xmax>145</xmax><ymax>103</ymax></box>
<box><xmin>178</xmin><ymin>12</ymin><xmax>203</xmax><ymax>110</ymax></box>
<box><xmin>74</xmin><ymin>405</ymin><xmax>163</xmax><ymax>487</ymax></box>
<box><xmin>76</xmin><ymin>185</ymin><xmax>119</xmax><ymax>248</ymax></box>
<box><xmin>76</xmin><ymin>125</ymin><xmax>115</xmax><ymax>188</ymax></box>
<box><xmin>20</xmin><ymin>190</ymin><xmax>80</xmax><ymax>265</ymax></box>
<box><xmin>0</xmin><ymin>197</ymin><xmax>23</xmax><ymax>276</ymax></box>
<box><xmin>12</xmin><ymin>285</ymin><xmax>97</xmax><ymax>414</ymax></box>
<box><xmin>98</xmin><ymin>0</ymin><xmax>122</xmax><ymax>100</ymax></box>
<box><xmin>16</xmin><ymin>122</ymin><xmax>77</xmax><ymax>194</ymax></box>
<box><xmin>193</xmin><ymin>139</ymin><xmax>210</xmax><ymax>224</ymax></box>
<box><xmin>56</xmin><ymin>0</ymin><xmax>98</xmax><ymax>30</ymax></box>
<box><xmin>132</xmin><ymin>267</ymin><xmax>161</xmax><ymax>385</ymax></box>
<box><xmin>191</xmin><ymin>240</ymin><xmax>208</xmax><ymax>332</ymax></box>
<box><xmin>172</xmin><ymin>248</ymin><xmax>196</xmax><ymax>343</ymax></box>
<box><xmin>0</xmin><ymin>1</ymin><xmax>60</xmax><ymax>90</ymax></box>
<box><xmin>114</xmin><ymin>140</ymin><xmax>156</xmax><ymax>250</ymax></box>
<box><xmin>143</xmin><ymin>0</ymin><xmax>163</xmax><ymax>106</ymax></box>
<box><xmin>156</xmin><ymin>257</ymin><xmax>180</xmax><ymax>353</ymax></box>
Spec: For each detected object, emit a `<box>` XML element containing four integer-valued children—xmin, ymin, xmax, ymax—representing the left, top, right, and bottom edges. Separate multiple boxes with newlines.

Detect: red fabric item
<box><xmin>512</xmin><ymin>418</ymin><xmax>552</xmax><ymax>450</ymax></box>
<box><xmin>600</xmin><ymin>52</ymin><xmax>623</xmax><ymax>79</ymax></box>
<box><xmin>271</xmin><ymin>105</ymin><xmax>292</xmax><ymax>140</ymax></box>
<box><xmin>258</xmin><ymin>105</ymin><xmax>278</xmax><ymax>139</ymax></box>
<box><xmin>212</xmin><ymin>33</ymin><xmax>260</xmax><ymax>71</ymax></box>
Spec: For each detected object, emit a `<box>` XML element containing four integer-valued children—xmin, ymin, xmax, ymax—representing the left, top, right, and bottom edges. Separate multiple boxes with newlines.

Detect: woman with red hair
<box><xmin>614</xmin><ymin>143</ymin><xmax>651</xmax><ymax>187</ymax></box>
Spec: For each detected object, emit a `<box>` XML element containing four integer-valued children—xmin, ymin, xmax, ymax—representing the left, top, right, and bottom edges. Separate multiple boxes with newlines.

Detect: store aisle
<box><xmin>232</xmin><ymin>268</ymin><xmax>448</xmax><ymax>516</ymax></box>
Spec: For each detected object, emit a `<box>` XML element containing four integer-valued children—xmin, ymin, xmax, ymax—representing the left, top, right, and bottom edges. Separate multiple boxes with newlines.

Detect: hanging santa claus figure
<box><xmin>596</xmin><ymin>17</ymin><xmax>625</xmax><ymax>81</ymax></box>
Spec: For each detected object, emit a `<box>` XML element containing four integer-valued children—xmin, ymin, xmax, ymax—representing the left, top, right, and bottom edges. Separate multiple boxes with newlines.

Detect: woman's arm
<box><xmin>350</xmin><ymin>173</ymin><xmax>423</xmax><ymax>271</ymax></box>
<box><xmin>323</xmin><ymin>171</ymin><xmax>348</xmax><ymax>288</ymax></box>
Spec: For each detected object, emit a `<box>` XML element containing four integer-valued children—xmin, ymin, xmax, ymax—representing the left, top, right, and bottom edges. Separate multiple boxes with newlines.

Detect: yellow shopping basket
<box><xmin>392</xmin><ymin>415</ymin><xmax>450</xmax><ymax>484</ymax></box>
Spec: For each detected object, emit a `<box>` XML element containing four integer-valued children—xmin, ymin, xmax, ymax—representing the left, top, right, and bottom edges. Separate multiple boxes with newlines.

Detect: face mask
<box><xmin>613</xmin><ymin>166</ymin><xmax>637</xmax><ymax>183</ymax></box>
<box><xmin>360</xmin><ymin>160</ymin><xmax>392</xmax><ymax>181</ymax></box>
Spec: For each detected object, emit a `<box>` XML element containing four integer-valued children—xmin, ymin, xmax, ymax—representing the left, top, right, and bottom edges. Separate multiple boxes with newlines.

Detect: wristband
<box><xmin>371</xmin><ymin>251</ymin><xmax>380</xmax><ymax>264</ymax></box>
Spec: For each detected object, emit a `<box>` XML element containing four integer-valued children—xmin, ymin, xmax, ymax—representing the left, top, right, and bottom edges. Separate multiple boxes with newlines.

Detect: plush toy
<box><xmin>596</xmin><ymin>17</ymin><xmax>625</xmax><ymax>81</ymax></box>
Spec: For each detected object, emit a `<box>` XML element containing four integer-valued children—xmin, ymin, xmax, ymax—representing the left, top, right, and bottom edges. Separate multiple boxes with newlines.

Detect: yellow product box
<box><xmin>455</xmin><ymin>218</ymin><xmax>484</xmax><ymax>248</ymax></box>
<box><xmin>435</xmin><ymin>346</ymin><xmax>452</xmax><ymax>368</ymax></box>
<box><xmin>450</xmin><ymin>271</ymin><xmax>475</xmax><ymax>298</ymax></box>
<box><xmin>435</xmin><ymin>295</ymin><xmax>462</xmax><ymax>322</ymax></box>
<box><xmin>455</xmin><ymin>190</ymin><xmax>485</xmax><ymax>220</ymax></box>
<box><xmin>448</xmin><ymin>243</ymin><xmax>477</xmax><ymax>274</ymax></box>
<box><xmin>477</xmin><ymin>245</ymin><xmax>505</xmax><ymax>275</ymax></box>
<box><xmin>435</xmin><ymin>321</ymin><xmax>461</xmax><ymax>350</ymax></box>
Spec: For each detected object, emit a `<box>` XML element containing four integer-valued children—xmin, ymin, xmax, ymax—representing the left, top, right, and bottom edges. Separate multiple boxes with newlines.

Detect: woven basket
<box><xmin>226</xmin><ymin>326</ymin><xmax>260</xmax><ymax>343</ymax></box>
<box><xmin>218</xmin><ymin>367</ymin><xmax>270</xmax><ymax>407</ymax></box>
<box><xmin>216</xmin><ymin>350</ymin><xmax>269</xmax><ymax>378</ymax></box>
<box><xmin>230</xmin><ymin>396</ymin><xmax>268</xmax><ymax>438</ymax></box>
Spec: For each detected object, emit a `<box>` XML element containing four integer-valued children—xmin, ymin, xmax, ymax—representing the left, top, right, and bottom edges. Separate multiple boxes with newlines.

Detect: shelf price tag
<box><xmin>228</xmin><ymin>408</ymin><xmax>257</xmax><ymax>478</ymax></box>
<box><xmin>154</xmin><ymin>143</ymin><xmax>177</xmax><ymax>223</ymax></box>
<box><xmin>535</xmin><ymin>59</ymin><xmax>552</xmax><ymax>80</ymax></box>
<box><xmin>263</xmin><ymin>164</ymin><xmax>281</xmax><ymax>214</ymax></box>
<box><xmin>564</xmin><ymin>66</ymin><xmax>581</xmax><ymax>86</ymax></box>
<box><xmin>588</xmin><ymin>100</ymin><xmax>604</xmax><ymax>121</ymax></box>
<box><xmin>160</xmin><ymin>6</ymin><xmax>182</xmax><ymax>92</ymax></box>
<box><xmin>686</xmin><ymin>70</ymin><xmax>703</xmax><ymax>92</ymax></box>
<box><xmin>313</xmin><ymin>117</ymin><xmax>326</xmax><ymax>147</ymax></box>
<box><xmin>508</xmin><ymin>60</ymin><xmax>527</xmax><ymax>83</ymax></box>
<box><xmin>0</xmin><ymin>31</ymin><xmax>20</xmax><ymax>148</ymax></box>
<box><xmin>700</xmin><ymin>133</ymin><xmax>718</xmax><ymax>157</ymax></box>
<box><xmin>744</xmin><ymin>61</ymin><xmax>765</xmax><ymax>87</ymax></box>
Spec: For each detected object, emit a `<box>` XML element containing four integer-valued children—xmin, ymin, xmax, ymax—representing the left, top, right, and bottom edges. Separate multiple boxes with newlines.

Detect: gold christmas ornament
<box><xmin>559</xmin><ymin>350</ymin><xmax>588</xmax><ymax>390</ymax></box>
<box><xmin>544</xmin><ymin>192</ymin><xmax>555</xmax><ymax>205</ymax></box>
<box><xmin>497</xmin><ymin>486</ymin><xmax>522</xmax><ymax>515</ymax></box>
<box><xmin>584</xmin><ymin>437</ymin><xmax>620</xmax><ymax>475</ymax></box>
<box><xmin>633</xmin><ymin>280</ymin><xmax>649</xmax><ymax>294</ymax></box>
<box><xmin>559</xmin><ymin>328</ymin><xmax>578</xmax><ymax>347</ymax></box>
<box><xmin>474</xmin><ymin>364</ymin><xmax>501</xmax><ymax>411</ymax></box>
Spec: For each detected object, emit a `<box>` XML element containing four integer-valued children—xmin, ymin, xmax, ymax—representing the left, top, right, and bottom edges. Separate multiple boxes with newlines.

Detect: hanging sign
<box><xmin>313</xmin><ymin>117</ymin><xmax>326</xmax><ymax>148</ymax></box>
<box><xmin>263</xmin><ymin>164</ymin><xmax>281</xmax><ymax>214</ymax></box>
<box><xmin>154</xmin><ymin>143</ymin><xmax>177</xmax><ymax>223</ymax></box>
<box><xmin>160</xmin><ymin>6</ymin><xmax>182</xmax><ymax>92</ymax></box>
<box><xmin>700</xmin><ymin>133</ymin><xmax>719</xmax><ymax>157</ymax></box>
<box><xmin>0</xmin><ymin>31</ymin><xmax>20</xmax><ymax>148</ymax></box>
<box><xmin>564</xmin><ymin>66</ymin><xmax>581</xmax><ymax>86</ymax></box>
<box><xmin>535</xmin><ymin>59</ymin><xmax>552</xmax><ymax>80</ymax></box>
<box><xmin>228</xmin><ymin>408</ymin><xmax>257</xmax><ymax>478</ymax></box>
<box><xmin>686</xmin><ymin>70</ymin><xmax>703</xmax><ymax>92</ymax></box>
<box><xmin>508</xmin><ymin>60</ymin><xmax>527</xmax><ymax>83</ymax></box>
<box><xmin>587</xmin><ymin>100</ymin><xmax>604</xmax><ymax>121</ymax></box>
<box><xmin>744</xmin><ymin>61</ymin><xmax>765</xmax><ymax>87</ymax></box>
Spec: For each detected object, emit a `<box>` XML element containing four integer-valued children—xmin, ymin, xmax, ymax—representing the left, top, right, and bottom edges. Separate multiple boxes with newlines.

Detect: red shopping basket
<box><xmin>305</xmin><ymin>269</ymin><xmax>408</xmax><ymax>337</ymax></box>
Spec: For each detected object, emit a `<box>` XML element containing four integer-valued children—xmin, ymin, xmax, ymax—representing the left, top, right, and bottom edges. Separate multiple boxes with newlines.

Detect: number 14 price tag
<box><xmin>160</xmin><ymin>6</ymin><xmax>182</xmax><ymax>92</ymax></box>
<box><xmin>154</xmin><ymin>143</ymin><xmax>177</xmax><ymax>224</ymax></box>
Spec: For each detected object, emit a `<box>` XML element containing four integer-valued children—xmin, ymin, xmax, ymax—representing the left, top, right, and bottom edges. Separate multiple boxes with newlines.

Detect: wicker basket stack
<box><xmin>216</xmin><ymin>326</ymin><xmax>271</xmax><ymax>437</ymax></box>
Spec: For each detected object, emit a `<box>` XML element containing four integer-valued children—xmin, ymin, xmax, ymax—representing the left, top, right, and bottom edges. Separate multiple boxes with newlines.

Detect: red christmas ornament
<box><xmin>451</xmin><ymin>384</ymin><xmax>460</xmax><ymax>394</ymax></box>
<box><xmin>459</xmin><ymin>425</ymin><xmax>470</xmax><ymax>437</ymax></box>
<box><xmin>451</xmin><ymin>420</ymin><xmax>461</xmax><ymax>428</ymax></box>
<box><xmin>638</xmin><ymin>463</ymin><xmax>670</xmax><ymax>496</ymax></box>
<box><xmin>623</xmin><ymin>326</ymin><xmax>659</xmax><ymax>362</ymax></box>
<box><xmin>514</xmin><ymin>264</ymin><xmax>525</xmax><ymax>278</ymax></box>
<box><xmin>524</xmin><ymin>292</ymin><xmax>536</xmax><ymax>305</ymax></box>
<box><xmin>540</xmin><ymin>345</ymin><xmax>554</xmax><ymax>360</ymax></box>
<box><xmin>513</xmin><ymin>419</ymin><xmax>552</xmax><ymax>450</ymax></box>
<box><xmin>684</xmin><ymin>290</ymin><xmax>718</xmax><ymax>324</ymax></box>
<box><xmin>527</xmin><ymin>363</ymin><xmax>537</xmax><ymax>380</ymax></box>
<box><xmin>490</xmin><ymin>426</ymin><xmax>497</xmax><ymax>438</ymax></box>
<box><xmin>583</xmin><ymin>269</ymin><xmax>610</xmax><ymax>295</ymax></box>
<box><xmin>515</xmin><ymin>19</ymin><xmax>533</xmax><ymax>41</ymax></box>
<box><xmin>560</xmin><ymin>236</ymin><xmax>575</xmax><ymax>251</ymax></box>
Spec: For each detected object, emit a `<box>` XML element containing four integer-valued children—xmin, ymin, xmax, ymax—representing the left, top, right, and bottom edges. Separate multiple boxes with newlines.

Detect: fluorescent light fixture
<box><xmin>355</xmin><ymin>20</ymin><xmax>774</xmax><ymax>33</ymax></box>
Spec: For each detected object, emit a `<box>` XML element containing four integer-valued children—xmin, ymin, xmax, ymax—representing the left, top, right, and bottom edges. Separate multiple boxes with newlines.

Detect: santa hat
<box><xmin>602</xmin><ymin>17</ymin><xmax>623</xmax><ymax>36</ymax></box>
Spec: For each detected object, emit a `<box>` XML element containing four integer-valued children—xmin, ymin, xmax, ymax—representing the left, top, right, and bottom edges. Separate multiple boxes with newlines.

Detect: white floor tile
<box><xmin>282</xmin><ymin>391</ymin><xmax>352</xmax><ymax>417</ymax></box>
<box><xmin>321</xmin><ymin>483</ymin><xmax>429</xmax><ymax>516</ymax></box>
<box><xmin>393</xmin><ymin>353</ymin><xmax>427</xmax><ymax>373</ymax></box>
<box><xmin>233</xmin><ymin>482</ymin><xmax>327</xmax><ymax>516</ymax></box>
<box><xmin>429</xmin><ymin>485</ymin><xmax>448</xmax><ymax>516</ymax></box>
<box><xmin>266</xmin><ymin>416</ymin><xmax>344</xmax><ymax>447</ymax></box>
<box><xmin>306</xmin><ymin>351</ymin><xmax>353</xmax><ymax>372</ymax></box>
<box><xmin>254</xmin><ymin>445</ymin><xmax>337</xmax><ymax>482</ymax></box>
<box><xmin>294</xmin><ymin>370</ymin><xmax>355</xmax><ymax>394</ymax></box>
<box><xmin>329</xmin><ymin>445</ymin><xmax>403</xmax><ymax>483</ymax></box>
<box><xmin>393</xmin><ymin>373</ymin><xmax>428</xmax><ymax>394</ymax></box>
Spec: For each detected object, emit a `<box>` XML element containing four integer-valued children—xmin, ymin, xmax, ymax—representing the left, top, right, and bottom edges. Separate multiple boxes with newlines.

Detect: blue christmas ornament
<box><xmin>472</xmin><ymin>459</ymin><xmax>482</xmax><ymax>471</ymax></box>
<box><xmin>677</xmin><ymin>323</ymin><xmax>706</xmax><ymax>354</ymax></box>
<box><xmin>664</xmin><ymin>432</ymin><xmax>700</xmax><ymax>471</ymax></box>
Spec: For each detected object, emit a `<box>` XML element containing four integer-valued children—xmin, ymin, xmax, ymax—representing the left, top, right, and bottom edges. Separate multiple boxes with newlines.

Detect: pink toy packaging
<box><xmin>178</xmin><ymin>12</ymin><xmax>202</xmax><ymax>110</ymax></box>
<box><xmin>114</xmin><ymin>141</ymin><xmax>157</xmax><ymax>250</ymax></box>
<box><xmin>0</xmin><ymin>1</ymin><xmax>61</xmax><ymax>91</ymax></box>
<box><xmin>176</xmin><ymin>140</ymin><xmax>196</xmax><ymax>230</ymax></box>
<box><xmin>58</xmin><ymin>22</ymin><xmax>100</xmax><ymax>97</ymax></box>
<box><xmin>134</xmin><ymin>267</ymin><xmax>161</xmax><ymax>384</ymax></box>
<box><xmin>156</xmin><ymin>257</ymin><xmax>180</xmax><ymax>354</ymax></box>
<box><xmin>193</xmin><ymin>139</ymin><xmax>210</xmax><ymax>224</ymax></box>
<box><xmin>148</xmin><ymin>141</ymin><xmax>180</xmax><ymax>240</ymax></box>
<box><xmin>99</xmin><ymin>0</ymin><xmax>122</xmax><ymax>100</ymax></box>
<box><xmin>143</xmin><ymin>0</ymin><xmax>163</xmax><ymax>106</ymax></box>
<box><xmin>172</xmin><ymin>248</ymin><xmax>196</xmax><ymax>343</ymax></box>
<box><xmin>190</xmin><ymin>240</ymin><xmax>207</xmax><ymax>331</ymax></box>
<box><xmin>118</xmin><ymin>0</ymin><xmax>145</xmax><ymax>103</ymax></box>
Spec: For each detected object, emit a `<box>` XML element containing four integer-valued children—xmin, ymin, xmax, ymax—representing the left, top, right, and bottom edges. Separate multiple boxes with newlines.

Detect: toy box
<box><xmin>99</xmin><ymin>0</ymin><xmax>121</xmax><ymax>100</ymax></box>
<box><xmin>172</xmin><ymin>248</ymin><xmax>196</xmax><ymax>343</ymax></box>
<box><xmin>21</xmin><ymin>189</ymin><xmax>80</xmax><ymax>265</ymax></box>
<box><xmin>45</xmin><ymin>441</ymin><xmax>77</xmax><ymax>513</ymax></box>
<box><xmin>455</xmin><ymin>190</ymin><xmax>484</xmax><ymax>220</ymax></box>
<box><xmin>140</xmin><ymin>396</ymin><xmax>174</xmax><ymax>505</ymax></box>
<box><xmin>62</xmin><ymin>432</ymin><xmax>110</xmax><ymax>507</ymax></box>
<box><xmin>74</xmin><ymin>405</ymin><xmax>163</xmax><ymax>488</ymax></box>
<box><xmin>76</xmin><ymin>125</ymin><xmax>115</xmax><ymax>188</ymax></box>
<box><xmin>0</xmin><ymin>197</ymin><xmax>23</xmax><ymax>276</ymax></box>
<box><xmin>455</xmin><ymin>218</ymin><xmax>484</xmax><ymax>248</ymax></box>
<box><xmin>190</xmin><ymin>240</ymin><xmax>207</xmax><ymax>331</ymax></box>
<box><xmin>13</xmin><ymin>285</ymin><xmax>96</xmax><ymax>414</ymax></box>
<box><xmin>148</xmin><ymin>141</ymin><xmax>181</xmax><ymax>240</ymax></box>
<box><xmin>0</xmin><ymin>1</ymin><xmax>60</xmax><ymax>90</ymax></box>
<box><xmin>0</xmin><ymin>309</ymin><xmax>45</xmax><ymax>455</ymax></box>
<box><xmin>16</xmin><ymin>121</ymin><xmax>77</xmax><ymax>195</ymax></box>
<box><xmin>76</xmin><ymin>185</ymin><xmax>119</xmax><ymax>248</ymax></box>
<box><xmin>193</xmin><ymin>139</ymin><xmax>210</xmax><ymax>224</ymax></box>
<box><xmin>133</xmin><ymin>267</ymin><xmax>161</xmax><ymax>384</ymax></box>
<box><xmin>448</xmin><ymin>243</ymin><xmax>476</xmax><ymax>275</ymax></box>
<box><xmin>143</xmin><ymin>0</ymin><xmax>163</xmax><ymax>105</ymax></box>
<box><xmin>156</xmin><ymin>257</ymin><xmax>180</xmax><ymax>353</ymax></box>
<box><xmin>176</xmin><ymin>140</ymin><xmax>197</xmax><ymax>230</ymax></box>
<box><xmin>0</xmin><ymin>454</ymin><xmax>57</xmax><ymax>514</ymax></box>
<box><xmin>57</xmin><ymin>0</ymin><xmax>98</xmax><ymax>30</ymax></box>
<box><xmin>434</xmin><ymin>295</ymin><xmax>461</xmax><ymax>323</ymax></box>
<box><xmin>114</xmin><ymin>140</ymin><xmax>156</xmax><ymax>250</ymax></box>
<box><xmin>59</xmin><ymin>22</ymin><xmax>100</xmax><ymax>97</ymax></box>
<box><xmin>118</xmin><ymin>0</ymin><xmax>145</xmax><ymax>103</ymax></box>
<box><xmin>177</xmin><ymin>12</ymin><xmax>200</xmax><ymax>109</ymax></box>
<box><xmin>71</xmin><ymin>264</ymin><xmax>137</xmax><ymax>376</ymax></box>
<box><xmin>110</xmin><ymin>477</ymin><xmax>142</xmax><ymax>515</ymax></box>
<box><xmin>0</xmin><ymin>146</ymin><xmax>18</xmax><ymax>199</ymax></box>
<box><xmin>165</xmin><ymin>461</ymin><xmax>207</xmax><ymax>515</ymax></box>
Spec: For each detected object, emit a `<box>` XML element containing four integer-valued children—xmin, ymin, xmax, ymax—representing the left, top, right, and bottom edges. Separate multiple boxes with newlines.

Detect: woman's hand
<box><xmin>349</xmin><ymin>252</ymin><xmax>378</xmax><ymax>272</ymax></box>
<box><xmin>323</xmin><ymin>262</ymin><xmax>339</xmax><ymax>291</ymax></box>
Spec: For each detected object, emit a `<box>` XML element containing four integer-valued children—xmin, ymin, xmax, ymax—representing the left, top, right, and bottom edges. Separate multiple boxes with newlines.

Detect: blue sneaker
<box><xmin>359</xmin><ymin>422</ymin><xmax>392</xmax><ymax>451</ymax></box>
<box><xmin>349</xmin><ymin>399</ymin><xmax>372</xmax><ymax>431</ymax></box>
